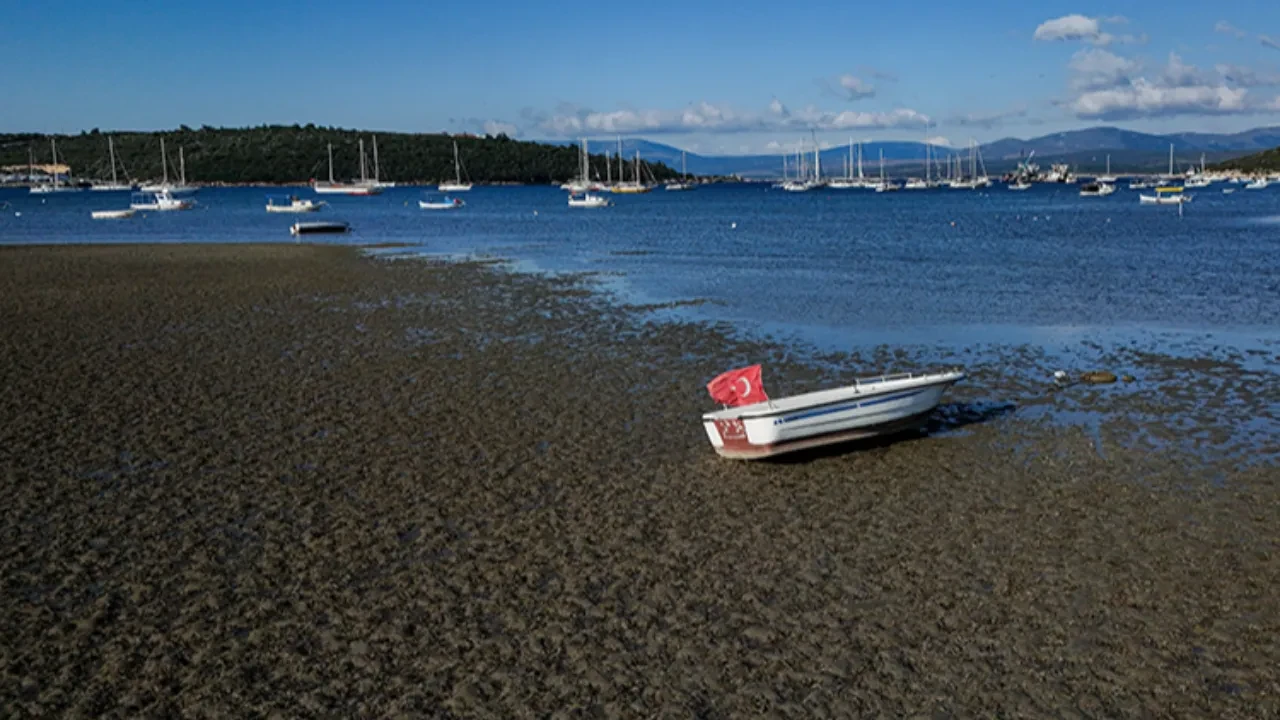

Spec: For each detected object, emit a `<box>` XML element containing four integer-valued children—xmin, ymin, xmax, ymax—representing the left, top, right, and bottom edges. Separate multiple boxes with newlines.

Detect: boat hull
<box><xmin>91</xmin><ymin>209</ymin><xmax>136</xmax><ymax>219</ymax></box>
<box><xmin>437</xmin><ymin>183</ymin><xmax>472</xmax><ymax>192</ymax></box>
<box><xmin>266</xmin><ymin>202</ymin><xmax>324</xmax><ymax>213</ymax></box>
<box><xmin>702</xmin><ymin>371</ymin><xmax>962</xmax><ymax>460</ymax></box>
<box><xmin>312</xmin><ymin>184</ymin><xmax>381</xmax><ymax>196</ymax></box>
<box><xmin>290</xmin><ymin>221</ymin><xmax>350</xmax><ymax>236</ymax></box>
<box><xmin>420</xmin><ymin>201</ymin><xmax>464</xmax><ymax>210</ymax></box>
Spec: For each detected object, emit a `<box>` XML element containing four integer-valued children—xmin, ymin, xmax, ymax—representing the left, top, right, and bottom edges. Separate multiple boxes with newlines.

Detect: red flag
<box><xmin>707</xmin><ymin>364</ymin><xmax>769</xmax><ymax>407</ymax></box>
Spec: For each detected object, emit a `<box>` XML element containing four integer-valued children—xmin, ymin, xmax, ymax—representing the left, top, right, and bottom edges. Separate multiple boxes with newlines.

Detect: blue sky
<box><xmin>3</xmin><ymin>1</ymin><xmax>1280</xmax><ymax>154</ymax></box>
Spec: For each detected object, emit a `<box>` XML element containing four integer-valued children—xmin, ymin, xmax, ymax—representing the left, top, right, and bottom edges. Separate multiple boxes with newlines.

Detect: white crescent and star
<box><xmin>737</xmin><ymin>377</ymin><xmax>752</xmax><ymax>396</ymax></box>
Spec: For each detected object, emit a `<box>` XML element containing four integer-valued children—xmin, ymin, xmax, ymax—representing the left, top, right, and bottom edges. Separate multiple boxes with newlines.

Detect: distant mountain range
<box><xmin>556</xmin><ymin>126</ymin><xmax>1280</xmax><ymax>178</ymax></box>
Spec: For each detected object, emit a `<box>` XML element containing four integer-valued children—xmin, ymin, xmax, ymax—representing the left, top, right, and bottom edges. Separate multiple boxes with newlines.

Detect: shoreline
<box><xmin>2</xmin><ymin>244</ymin><xmax>1276</xmax><ymax>716</ymax></box>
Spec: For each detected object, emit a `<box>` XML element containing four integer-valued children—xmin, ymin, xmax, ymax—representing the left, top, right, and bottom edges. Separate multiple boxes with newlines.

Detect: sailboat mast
<box><xmin>606</xmin><ymin>151</ymin><xmax>611</xmax><ymax>184</ymax></box>
<box><xmin>879</xmin><ymin>149</ymin><xmax>884</xmax><ymax>182</ymax></box>
<box><xmin>327</xmin><ymin>143</ymin><xmax>335</xmax><ymax>184</ymax></box>
<box><xmin>179</xmin><ymin>147</ymin><xmax>186</xmax><ymax>186</ymax></box>
<box><xmin>453</xmin><ymin>141</ymin><xmax>462</xmax><ymax>184</ymax></box>
<box><xmin>372</xmin><ymin>136</ymin><xmax>380</xmax><ymax>183</ymax></box>
<box><xmin>681</xmin><ymin>150</ymin><xmax>687</xmax><ymax>179</ymax></box>
<box><xmin>109</xmin><ymin>137</ymin><xmax>118</xmax><ymax>184</ymax></box>
<box><xmin>160</xmin><ymin>137</ymin><xmax>168</xmax><ymax>185</ymax></box>
<box><xmin>359</xmin><ymin>139</ymin><xmax>367</xmax><ymax>183</ymax></box>
<box><xmin>50</xmin><ymin>139</ymin><xmax>58</xmax><ymax>189</ymax></box>
<box><xmin>1168</xmin><ymin>143</ymin><xmax>1173</xmax><ymax>176</ymax></box>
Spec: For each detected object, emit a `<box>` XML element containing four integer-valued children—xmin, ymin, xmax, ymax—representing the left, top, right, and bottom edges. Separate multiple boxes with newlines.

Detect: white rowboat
<box><xmin>91</xmin><ymin>209</ymin><xmax>136</xmax><ymax>219</ymax></box>
<box><xmin>703</xmin><ymin>369</ymin><xmax>965</xmax><ymax>460</ymax></box>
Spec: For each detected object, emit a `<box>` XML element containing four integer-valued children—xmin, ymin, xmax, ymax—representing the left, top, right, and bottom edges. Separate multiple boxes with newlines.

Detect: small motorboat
<box><xmin>1079</xmin><ymin>181</ymin><xmax>1115</xmax><ymax>197</ymax></box>
<box><xmin>130</xmin><ymin>189</ymin><xmax>193</xmax><ymax>211</ymax></box>
<box><xmin>266</xmin><ymin>195</ymin><xmax>325</xmax><ymax>213</ymax></box>
<box><xmin>1139</xmin><ymin>186</ymin><xmax>1190</xmax><ymax>205</ymax></box>
<box><xmin>419</xmin><ymin>194</ymin><xmax>465</xmax><ymax>210</ymax></box>
<box><xmin>1008</xmin><ymin>181</ymin><xmax>1032</xmax><ymax>191</ymax></box>
<box><xmin>289</xmin><ymin>221</ymin><xmax>350</xmax><ymax>236</ymax></box>
<box><xmin>568</xmin><ymin>192</ymin><xmax>611</xmax><ymax>208</ymax></box>
<box><xmin>1245</xmin><ymin>178</ymin><xmax>1269</xmax><ymax>190</ymax></box>
<box><xmin>702</xmin><ymin>365</ymin><xmax>965</xmax><ymax>460</ymax></box>
<box><xmin>90</xmin><ymin>209</ymin><xmax>136</xmax><ymax>219</ymax></box>
<box><xmin>1128</xmin><ymin>180</ymin><xmax>1152</xmax><ymax>190</ymax></box>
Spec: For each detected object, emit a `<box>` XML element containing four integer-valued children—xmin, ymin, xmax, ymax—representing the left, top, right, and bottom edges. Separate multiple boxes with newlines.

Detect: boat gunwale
<box><xmin>702</xmin><ymin>370</ymin><xmax>965</xmax><ymax>421</ymax></box>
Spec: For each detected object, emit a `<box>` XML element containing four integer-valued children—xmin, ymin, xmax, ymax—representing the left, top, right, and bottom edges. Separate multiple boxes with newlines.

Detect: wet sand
<box><xmin>1</xmin><ymin>244</ymin><xmax>1277</xmax><ymax>717</ymax></box>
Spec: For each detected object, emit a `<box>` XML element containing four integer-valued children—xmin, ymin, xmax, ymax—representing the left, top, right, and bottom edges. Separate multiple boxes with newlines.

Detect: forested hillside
<box><xmin>0</xmin><ymin>126</ymin><xmax>678</xmax><ymax>184</ymax></box>
<box><xmin>1209</xmin><ymin>145</ymin><xmax>1280</xmax><ymax>173</ymax></box>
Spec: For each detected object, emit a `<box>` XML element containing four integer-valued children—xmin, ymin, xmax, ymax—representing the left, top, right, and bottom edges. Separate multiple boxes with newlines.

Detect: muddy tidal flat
<box><xmin>1</xmin><ymin>244</ymin><xmax>1277</xmax><ymax>717</ymax></box>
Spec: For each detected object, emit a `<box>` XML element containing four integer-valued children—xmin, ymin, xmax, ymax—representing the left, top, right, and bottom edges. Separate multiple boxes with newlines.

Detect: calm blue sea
<box><xmin>2</xmin><ymin>182</ymin><xmax>1278</xmax><ymax>360</ymax></box>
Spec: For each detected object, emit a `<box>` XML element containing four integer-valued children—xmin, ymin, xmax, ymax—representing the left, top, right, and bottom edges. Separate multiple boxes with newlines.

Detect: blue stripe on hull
<box><xmin>773</xmin><ymin>389</ymin><xmax>925</xmax><ymax>426</ymax></box>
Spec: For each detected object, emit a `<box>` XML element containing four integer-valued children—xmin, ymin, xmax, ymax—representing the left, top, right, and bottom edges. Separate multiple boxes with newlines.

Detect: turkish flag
<box><xmin>706</xmin><ymin>364</ymin><xmax>769</xmax><ymax>407</ymax></box>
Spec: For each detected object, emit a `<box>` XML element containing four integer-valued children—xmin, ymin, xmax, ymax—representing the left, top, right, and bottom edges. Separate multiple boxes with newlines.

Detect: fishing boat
<box><xmin>1129</xmin><ymin>179</ymin><xmax>1152</xmax><ymax>190</ymax></box>
<box><xmin>438</xmin><ymin>141</ymin><xmax>472</xmax><ymax>192</ymax></box>
<box><xmin>419</xmin><ymin>193</ymin><xmax>465</xmax><ymax>210</ymax></box>
<box><xmin>266</xmin><ymin>195</ymin><xmax>326</xmax><ymax>213</ymax></box>
<box><xmin>1138</xmin><ymin>186</ymin><xmax>1190</xmax><ymax>205</ymax></box>
<box><xmin>90</xmin><ymin>209</ymin><xmax>136</xmax><ymax>219</ymax></box>
<box><xmin>29</xmin><ymin>139</ymin><xmax>79</xmax><ymax>194</ymax></box>
<box><xmin>568</xmin><ymin>192</ymin><xmax>610</xmax><ymax>208</ymax></box>
<box><xmin>665</xmin><ymin>150</ymin><xmax>695</xmax><ymax>191</ymax></box>
<box><xmin>290</xmin><ymin>221</ymin><xmax>350</xmax><ymax>236</ymax></box>
<box><xmin>130</xmin><ymin>189</ymin><xmax>193</xmax><ymax>211</ymax></box>
<box><xmin>90</xmin><ymin>137</ymin><xmax>135</xmax><ymax>191</ymax></box>
<box><xmin>313</xmin><ymin>141</ymin><xmax>383</xmax><ymax>195</ymax></box>
<box><xmin>1079</xmin><ymin>181</ymin><xmax>1115</xmax><ymax>197</ymax></box>
<box><xmin>701</xmin><ymin>366</ymin><xmax>965</xmax><ymax>460</ymax></box>
<box><xmin>140</xmin><ymin>140</ymin><xmax>197</xmax><ymax>195</ymax></box>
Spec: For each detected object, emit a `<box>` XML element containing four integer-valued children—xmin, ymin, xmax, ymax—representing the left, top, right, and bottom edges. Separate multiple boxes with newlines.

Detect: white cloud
<box><xmin>1068</xmin><ymin>48</ymin><xmax>1141</xmax><ymax>90</ymax></box>
<box><xmin>837</xmin><ymin>74</ymin><xmax>876</xmax><ymax>99</ymax></box>
<box><xmin>1071</xmin><ymin>78</ymin><xmax>1248</xmax><ymax>119</ymax></box>
<box><xmin>482</xmin><ymin>120</ymin><xmax>518</xmax><ymax>137</ymax></box>
<box><xmin>533</xmin><ymin>100</ymin><xmax>931</xmax><ymax>137</ymax></box>
<box><xmin>925</xmin><ymin>135</ymin><xmax>952</xmax><ymax>148</ymax></box>
<box><xmin>1263</xmin><ymin>35</ymin><xmax>1280</xmax><ymax>51</ymax></box>
<box><xmin>1215</xmin><ymin>20</ymin><xmax>1247</xmax><ymax>39</ymax></box>
<box><xmin>1034</xmin><ymin>14</ymin><xmax>1112</xmax><ymax>46</ymax></box>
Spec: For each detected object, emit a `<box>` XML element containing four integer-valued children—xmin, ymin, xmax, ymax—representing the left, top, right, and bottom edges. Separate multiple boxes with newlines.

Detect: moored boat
<box><xmin>289</xmin><ymin>221</ymin><xmax>350</xmax><ymax>236</ymax></box>
<box><xmin>1079</xmin><ymin>181</ymin><xmax>1115</xmax><ymax>197</ymax></box>
<box><xmin>702</xmin><ymin>365</ymin><xmax>965</xmax><ymax>460</ymax></box>
<box><xmin>266</xmin><ymin>195</ymin><xmax>325</xmax><ymax>213</ymax></box>
<box><xmin>419</xmin><ymin>193</ymin><xmax>465</xmax><ymax>210</ymax></box>
<box><xmin>90</xmin><ymin>209</ymin><xmax>136</xmax><ymax>219</ymax></box>
<box><xmin>438</xmin><ymin>141</ymin><xmax>472</xmax><ymax>192</ymax></box>
<box><xmin>1139</xmin><ymin>186</ymin><xmax>1190</xmax><ymax>205</ymax></box>
<box><xmin>568</xmin><ymin>192</ymin><xmax>610</xmax><ymax>208</ymax></box>
<box><xmin>130</xmin><ymin>189</ymin><xmax>193</xmax><ymax>211</ymax></box>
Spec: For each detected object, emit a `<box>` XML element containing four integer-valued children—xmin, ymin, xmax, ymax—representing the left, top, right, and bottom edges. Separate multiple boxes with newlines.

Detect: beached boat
<box><xmin>130</xmin><ymin>189</ymin><xmax>193</xmax><ymax>211</ymax></box>
<box><xmin>1139</xmin><ymin>186</ymin><xmax>1190</xmax><ymax>205</ymax></box>
<box><xmin>438</xmin><ymin>141</ymin><xmax>472</xmax><ymax>192</ymax></box>
<box><xmin>419</xmin><ymin>193</ymin><xmax>465</xmax><ymax>210</ymax></box>
<box><xmin>90</xmin><ymin>209</ymin><xmax>136</xmax><ymax>219</ymax></box>
<box><xmin>702</xmin><ymin>367</ymin><xmax>965</xmax><ymax>460</ymax></box>
<box><xmin>568</xmin><ymin>192</ymin><xmax>610</xmax><ymax>208</ymax></box>
<box><xmin>289</xmin><ymin>221</ymin><xmax>350</xmax><ymax>236</ymax></box>
<box><xmin>266</xmin><ymin>195</ymin><xmax>325</xmax><ymax>213</ymax></box>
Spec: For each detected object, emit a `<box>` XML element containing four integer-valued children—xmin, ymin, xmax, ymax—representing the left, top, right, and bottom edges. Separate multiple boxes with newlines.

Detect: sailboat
<box><xmin>873</xmin><ymin>149</ymin><xmax>898</xmax><ymax>192</ymax></box>
<box><xmin>828</xmin><ymin>138</ymin><xmax>860</xmax><ymax>189</ymax></box>
<box><xmin>665</xmin><ymin>150</ymin><xmax>694</xmax><ymax>191</ymax></box>
<box><xmin>1096</xmin><ymin>154</ymin><xmax>1117</xmax><ymax>184</ymax></box>
<box><xmin>438</xmin><ymin>141</ymin><xmax>472</xmax><ymax>192</ymax></box>
<box><xmin>611</xmin><ymin>149</ymin><xmax>652</xmax><ymax>193</ymax></box>
<box><xmin>140</xmin><ymin>138</ymin><xmax>196</xmax><ymax>195</ymax></box>
<box><xmin>312</xmin><ymin>141</ymin><xmax>383</xmax><ymax>195</ymax></box>
<box><xmin>561</xmin><ymin>138</ymin><xmax>607</xmax><ymax>192</ymax></box>
<box><xmin>90</xmin><ymin>137</ymin><xmax>135</xmax><ymax>191</ymax></box>
<box><xmin>30</xmin><ymin>138</ymin><xmax>79</xmax><ymax>194</ymax></box>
